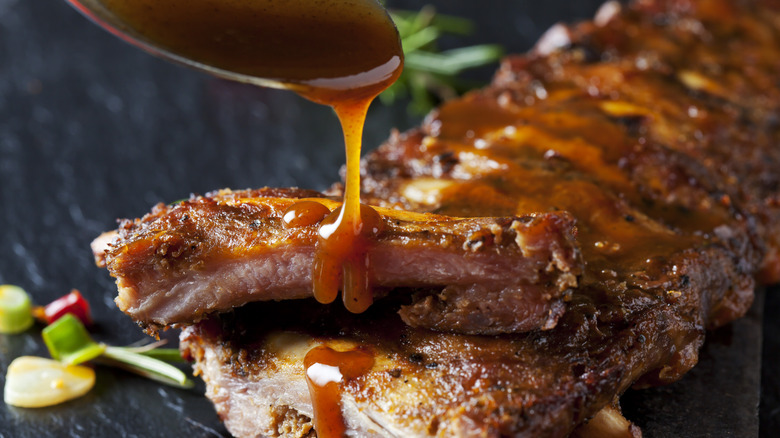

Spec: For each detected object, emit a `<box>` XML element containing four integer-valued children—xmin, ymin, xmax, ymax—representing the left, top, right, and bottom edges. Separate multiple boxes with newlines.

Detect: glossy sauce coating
<box><xmin>428</xmin><ymin>94</ymin><xmax>734</xmax><ymax>286</ymax></box>
<box><xmin>304</xmin><ymin>345</ymin><xmax>375</xmax><ymax>438</ymax></box>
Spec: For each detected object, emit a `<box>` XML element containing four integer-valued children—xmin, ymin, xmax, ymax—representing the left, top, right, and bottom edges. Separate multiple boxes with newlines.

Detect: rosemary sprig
<box><xmin>382</xmin><ymin>6</ymin><xmax>504</xmax><ymax>114</ymax></box>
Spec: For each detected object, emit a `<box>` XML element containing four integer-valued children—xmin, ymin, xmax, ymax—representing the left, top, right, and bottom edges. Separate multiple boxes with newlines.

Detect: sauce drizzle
<box><xmin>314</xmin><ymin>203</ymin><xmax>384</xmax><ymax>313</ymax></box>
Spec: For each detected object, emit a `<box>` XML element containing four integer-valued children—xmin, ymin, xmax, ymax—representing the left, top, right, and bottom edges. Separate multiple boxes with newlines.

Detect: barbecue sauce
<box><xmin>303</xmin><ymin>346</ymin><xmax>375</xmax><ymax>437</ymax></box>
<box><xmin>314</xmin><ymin>203</ymin><xmax>383</xmax><ymax>313</ymax></box>
<box><xmin>95</xmin><ymin>1</ymin><xmax>401</xmax><ymax>435</ymax></box>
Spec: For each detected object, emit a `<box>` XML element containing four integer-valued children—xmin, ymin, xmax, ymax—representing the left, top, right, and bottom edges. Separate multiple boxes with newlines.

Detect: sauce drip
<box><xmin>282</xmin><ymin>201</ymin><xmax>331</xmax><ymax>229</ymax></box>
<box><xmin>304</xmin><ymin>346</ymin><xmax>375</xmax><ymax>438</ymax></box>
<box><xmin>314</xmin><ymin>204</ymin><xmax>383</xmax><ymax>313</ymax></box>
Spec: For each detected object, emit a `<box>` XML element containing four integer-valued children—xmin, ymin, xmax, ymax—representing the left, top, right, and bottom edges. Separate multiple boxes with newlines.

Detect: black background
<box><xmin>0</xmin><ymin>0</ymin><xmax>776</xmax><ymax>436</ymax></box>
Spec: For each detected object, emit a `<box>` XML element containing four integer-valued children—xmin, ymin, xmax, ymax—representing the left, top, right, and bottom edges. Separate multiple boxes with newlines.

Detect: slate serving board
<box><xmin>0</xmin><ymin>0</ymin><xmax>769</xmax><ymax>436</ymax></box>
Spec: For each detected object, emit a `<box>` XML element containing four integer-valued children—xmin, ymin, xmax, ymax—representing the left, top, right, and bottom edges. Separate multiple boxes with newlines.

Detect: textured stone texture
<box><xmin>623</xmin><ymin>290</ymin><xmax>764</xmax><ymax>437</ymax></box>
<box><xmin>0</xmin><ymin>0</ymin><xmax>766</xmax><ymax>437</ymax></box>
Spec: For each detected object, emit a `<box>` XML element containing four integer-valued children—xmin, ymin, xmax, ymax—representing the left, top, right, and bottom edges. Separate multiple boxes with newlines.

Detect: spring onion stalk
<box><xmin>41</xmin><ymin>313</ymin><xmax>191</xmax><ymax>388</ymax></box>
<box><xmin>132</xmin><ymin>347</ymin><xmax>187</xmax><ymax>363</ymax></box>
<box><xmin>0</xmin><ymin>284</ymin><xmax>34</xmax><ymax>334</ymax></box>
<box><xmin>113</xmin><ymin>340</ymin><xmax>186</xmax><ymax>363</ymax></box>
<box><xmin>100</xmin><ymin>347</ymin><xmax>193</xmax><ymax>388</ymax></box>
<box><xmin>382</xmin><ymin>6</ymin><xmax>504</xmax><ymax>113</ymax></box>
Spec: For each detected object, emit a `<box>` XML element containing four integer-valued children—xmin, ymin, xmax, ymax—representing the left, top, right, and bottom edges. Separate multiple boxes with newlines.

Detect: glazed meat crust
<box><xmin>358</xmin><ymin>0</ymin><xmax>775</xmax><ymax>330</ymax></box>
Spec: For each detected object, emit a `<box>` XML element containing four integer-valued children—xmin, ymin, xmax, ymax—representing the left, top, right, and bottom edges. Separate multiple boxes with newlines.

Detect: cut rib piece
<box><xmin>97</xmin><ymin>187</ymin><xmax>582</xmax><ymax>335</ymax></box>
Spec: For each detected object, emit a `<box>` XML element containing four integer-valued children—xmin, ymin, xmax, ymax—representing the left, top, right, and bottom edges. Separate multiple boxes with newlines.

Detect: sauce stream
<box><xmin>95</xmin><ymin>1</ymin><xmax>402</xmax><ymax>435</ymax></box>
<box><xmin>101</xmin><ymin>0</ymin><xmax>402</xmax><ymax>311</ymax></box>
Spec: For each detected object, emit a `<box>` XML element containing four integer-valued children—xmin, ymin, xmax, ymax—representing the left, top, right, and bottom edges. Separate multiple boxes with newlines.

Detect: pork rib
<box><xmin>99</xmin><ymin>187</ymin><xmax>581</xmax><ymax>335</ymax></box>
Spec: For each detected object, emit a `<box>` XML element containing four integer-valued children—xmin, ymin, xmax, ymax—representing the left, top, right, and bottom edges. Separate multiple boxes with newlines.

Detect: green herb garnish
<box><xmin>382</xmin><ymin>6</ymin><xmax>504</xmax><ymax>114</ymax></box>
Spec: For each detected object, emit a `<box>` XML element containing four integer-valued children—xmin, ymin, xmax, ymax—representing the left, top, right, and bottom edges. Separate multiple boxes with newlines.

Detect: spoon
<box><xmin>64</xmin><ymin>0</ymin><xmax>403</xmax><ymax>97</ymax></box>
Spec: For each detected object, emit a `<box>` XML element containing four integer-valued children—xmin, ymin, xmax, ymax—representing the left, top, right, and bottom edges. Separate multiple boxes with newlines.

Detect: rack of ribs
<box><xmin>96</xmin><ymin>0</ymin><xmax>780</xmax><ymax>436</ymax></box>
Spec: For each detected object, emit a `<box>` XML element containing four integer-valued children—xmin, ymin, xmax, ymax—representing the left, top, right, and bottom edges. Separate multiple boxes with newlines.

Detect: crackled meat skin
<box><xmin>100</xmin><ymin>187</ymin><xmax>581</xmax><ymax>335</ymax></box>
<box><xmin>172</xmin><ymin>0</ymin><xmax>780</xmax><ymax>436</ymax></box>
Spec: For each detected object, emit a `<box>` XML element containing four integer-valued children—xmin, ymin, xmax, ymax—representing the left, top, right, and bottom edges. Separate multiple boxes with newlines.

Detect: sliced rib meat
<box><xmin>97</xmin><ymin>187</ymin><xmax>581</xmax><ymax>335</ymax></box>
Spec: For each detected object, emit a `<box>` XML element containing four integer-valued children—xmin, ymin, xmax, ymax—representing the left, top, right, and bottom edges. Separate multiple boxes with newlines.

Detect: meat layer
<box><xmin>99</xmin><ymin>188</ymin><xmax>581</xmax><ymax>334</ymax></box>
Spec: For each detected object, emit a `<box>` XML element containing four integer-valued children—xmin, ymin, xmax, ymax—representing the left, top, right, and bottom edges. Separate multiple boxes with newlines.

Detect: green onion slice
<box><xmin>41</xmin><ymin>314</ymin><xmax>191</xmax><ymax>388</ymax></box>
<box><xmin>42</xmin><ymin>313</ymin><xmax>106</xmax><ymax>365</ymax></box>
<box><xmin>0</xmin><ymin>284</ymin><xmax>34</xmax><ymax>334</ymax></box>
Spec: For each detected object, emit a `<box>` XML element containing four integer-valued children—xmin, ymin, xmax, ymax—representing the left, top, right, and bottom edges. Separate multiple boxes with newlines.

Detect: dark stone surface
<box><xmin>623</xmin><ymin>289</ymin><xmax>765</xmax><ymax>437</ymax></box>
<box><xmin>0</xmin><ymin>0</ymin><xmax>769</xmax><ymax>436</ymax></box>
<box><xmin>761</xmin><ymin>289</ymin><xmax>780</xmax><ymax>438</ymax></box>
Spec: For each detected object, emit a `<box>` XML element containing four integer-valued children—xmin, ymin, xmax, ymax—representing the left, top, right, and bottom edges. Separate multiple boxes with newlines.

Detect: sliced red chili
<box><xmin>44</xmin><ymin>289</ymin><xmax>92</xmax><ymax>326</ymax></box>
